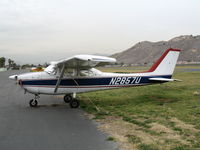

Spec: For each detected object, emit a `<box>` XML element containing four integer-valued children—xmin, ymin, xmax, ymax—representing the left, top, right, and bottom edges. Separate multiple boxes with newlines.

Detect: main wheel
<box><xmin>29</xmin><ymin>99</ymin><xmax>38</xmax><ymax>107</ymax></box>
<box><xmin>69</xmin><ymin>99</ymin><xmax>80</xmax><ymax>108</ymax></box>
<box><xmin>64</xmin><ymin>94</ymin><xmax>72</xmax><ymax>103</ymax></box>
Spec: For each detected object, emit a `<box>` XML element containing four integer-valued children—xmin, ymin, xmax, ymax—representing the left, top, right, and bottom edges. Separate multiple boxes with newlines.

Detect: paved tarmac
<box><xmin>0</xmin><ymin>70</ymin><xmax>118</xmax><ymax>150</ymax></box>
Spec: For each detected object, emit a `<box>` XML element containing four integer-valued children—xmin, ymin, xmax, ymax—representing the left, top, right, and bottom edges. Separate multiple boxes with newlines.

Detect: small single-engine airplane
<box><xmin>9</xmin><ymin>48</ymin><xmax>181</xmax><ymax>108</ymax></box>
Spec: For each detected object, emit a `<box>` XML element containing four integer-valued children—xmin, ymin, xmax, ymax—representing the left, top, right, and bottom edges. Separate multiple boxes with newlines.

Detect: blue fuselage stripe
<box><xmin>21</xmin><ymin>75</ymin><xmax>171</xmax><ymax>86</ymax></box>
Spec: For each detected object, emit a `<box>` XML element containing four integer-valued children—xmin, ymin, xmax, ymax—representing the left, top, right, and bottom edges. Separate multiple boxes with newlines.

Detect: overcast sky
<box><xmin>0</xmin><ymin>0</ymin><xmax>200</xmax><ymax>64</ymax></box>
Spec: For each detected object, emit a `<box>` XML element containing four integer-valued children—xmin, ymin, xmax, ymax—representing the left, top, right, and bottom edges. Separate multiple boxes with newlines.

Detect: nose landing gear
<box><xmin>29</xmin><ymin>94</ymin><xmax>39</xmax><ymax>107</ymax></box>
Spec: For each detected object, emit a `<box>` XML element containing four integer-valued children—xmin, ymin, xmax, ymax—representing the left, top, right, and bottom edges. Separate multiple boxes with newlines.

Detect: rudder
<box><xmin>148</xmin><ymin>48</ymin><xmax>181</xmax><ymax>75</ymax></box>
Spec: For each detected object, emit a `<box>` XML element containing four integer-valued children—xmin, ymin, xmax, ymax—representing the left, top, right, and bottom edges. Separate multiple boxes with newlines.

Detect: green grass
<box><xmin>79</xmin><ymin>68</ymin><xmax>200</xmax><ymax>149</ymax></box>
<box><xmin>170</xmin><ymin>146</ymin><xmax>189</xmax><ymax>150</ymax></box>
<box><xmin>122</xmin><ymin>117</ymin><xmax>151</xmax><ymax>128</ymax></box>
<box><xmin>106</xmin><ymin>136</ymin><xmax>115</xmax><ymax>141</ymax></box>
<box><xmin>126</xmin><ymin>135</ymin><xmax>141</xmax><ymax>143</ymax></box>
<box><xmin>138</xmin><ymin>144</ymin><xmax>158</xmax><ymax>150</ymax></box>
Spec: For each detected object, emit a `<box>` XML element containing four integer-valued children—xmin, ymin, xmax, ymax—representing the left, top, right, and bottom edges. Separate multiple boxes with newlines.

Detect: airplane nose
<box><xmin>9</xmin><ymin>75</ymin><xmax>18</xmax><ymax>80</ymax></box>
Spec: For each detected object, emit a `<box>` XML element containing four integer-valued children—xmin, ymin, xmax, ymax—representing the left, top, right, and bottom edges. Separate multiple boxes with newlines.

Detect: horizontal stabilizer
<box><xmin>149</xmin><ymin>78</ymin><xmax>182</xmax><ymax>82</ymax></box>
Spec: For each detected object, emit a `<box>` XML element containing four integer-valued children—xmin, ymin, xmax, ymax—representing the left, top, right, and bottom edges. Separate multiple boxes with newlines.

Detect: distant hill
<box><xmin>112</xmin><ymin>35</ymin><xmax>200</xmax><ymax>65</ymax></box>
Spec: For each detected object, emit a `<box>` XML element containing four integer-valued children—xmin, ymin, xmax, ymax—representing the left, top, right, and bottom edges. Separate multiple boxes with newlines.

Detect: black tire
<box><xmin>64</xmin><ymin>94</ymin><xmax>72</xmax><ymax>103</ymax></box>
<box><xmin>69</xmin><ymin>99</ymin><xmax>80</xmax><ymax>108</ymax></box>
<box><xmin>29</xmin><ymin>99</ymin><xmax>38</xmax><ymax>107</ymax></box>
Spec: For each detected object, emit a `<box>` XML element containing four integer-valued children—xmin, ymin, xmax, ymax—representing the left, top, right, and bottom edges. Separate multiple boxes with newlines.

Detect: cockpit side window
<box><xmin>63</xmin><ymin>68</ymin><xmax>75</xmax><ymax>77</ymax></box>
<box><xmin>45</xmin><ymin>66</ymin><xmax>102</xmax><ymax>77</ymax></box>
<box><xmin>79</xmin><ymin>68</ymin><xmax>102</xmax><ymax>77</ymax></box>
<box><xmin>80</xmin><ymin>70</ymin><xmax>93</xmax><ymax>76</ymax></box>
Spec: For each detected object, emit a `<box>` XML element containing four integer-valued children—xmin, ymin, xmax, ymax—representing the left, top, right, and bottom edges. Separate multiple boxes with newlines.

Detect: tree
<box><xmin>8</xmin><ymin>59</ymin><xmax>12</xmax><ymax>68</ymax></box>
<box><xmin>0</xmin><ymin>57</ymin><xmax>6</xmax><ymax>67</ymax></box>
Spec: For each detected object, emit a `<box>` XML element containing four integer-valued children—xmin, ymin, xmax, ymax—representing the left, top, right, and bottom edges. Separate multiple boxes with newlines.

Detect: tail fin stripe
<box><xmin>148</xmin><ymin>48</ymin><xmax>181</xmax><ymax>72</ymax></box>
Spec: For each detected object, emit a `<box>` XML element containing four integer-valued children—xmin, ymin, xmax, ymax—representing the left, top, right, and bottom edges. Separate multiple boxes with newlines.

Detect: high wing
<box><xmin>54</xmin><ymin>54</ymin><xmax>116</xmax><ymax>68</ymax></box>
<box><xmin>45</xmin><ymin>54</ymin><xmax>116</xmax><ymax>74</ymax></box>
<box><xmin>44</xmin><ymin>55</ymin><xmax>116</xmax><ymax>93</ymax></box>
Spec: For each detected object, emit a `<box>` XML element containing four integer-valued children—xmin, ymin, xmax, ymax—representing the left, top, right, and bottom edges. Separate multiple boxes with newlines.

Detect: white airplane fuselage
<box><xmin>13</xmin><ymin>70</ymin><xmax>171</xmax><ymax>95</ymax></box>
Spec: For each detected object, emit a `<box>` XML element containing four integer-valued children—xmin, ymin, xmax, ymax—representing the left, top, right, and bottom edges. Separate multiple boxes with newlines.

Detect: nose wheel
<box><xmin>29</xmin><ymin>99</ymin><xmax>38</xmax><ymax>107</ymax></box>
<box><xmin>29</xmin><ymin>94</ymin><xmax>39</xmax><ymax>107</ymax></box>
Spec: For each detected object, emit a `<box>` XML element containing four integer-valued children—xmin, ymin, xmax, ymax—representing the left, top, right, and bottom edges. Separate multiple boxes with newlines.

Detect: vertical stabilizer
<box><xmin>148</xmin><ymin>49</ymin><xmax>181</xmax><ymax>75</ymax></box>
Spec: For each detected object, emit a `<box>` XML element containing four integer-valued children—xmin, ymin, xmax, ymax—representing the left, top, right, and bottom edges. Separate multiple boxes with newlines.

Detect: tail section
<box><xmin>148</xmin><ymin>48</ymin><xmax>181</xmax><ymax>75</ymax></box>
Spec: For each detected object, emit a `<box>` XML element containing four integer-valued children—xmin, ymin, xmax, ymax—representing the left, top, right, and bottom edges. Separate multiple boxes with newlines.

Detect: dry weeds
<box><xmin>89</xmin><ymin>116</ymin><xmax>197</xmax><ymax>150</ymax></box>
<box><xmin>170</xmin><ymin>117</ymin><xmax>199</xmax><ymax>133</ymax></box>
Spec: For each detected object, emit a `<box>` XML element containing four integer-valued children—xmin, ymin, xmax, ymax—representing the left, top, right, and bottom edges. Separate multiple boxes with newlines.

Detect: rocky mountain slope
<box><xmin>112</xmin><ymin>35</ymin><xmax>200</xmax><ymax>65</ymax></box>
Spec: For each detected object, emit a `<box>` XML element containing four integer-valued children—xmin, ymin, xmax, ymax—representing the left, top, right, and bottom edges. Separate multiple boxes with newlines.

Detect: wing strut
<box><xmin>54</xmin><ymin>64</ymin><xmax>65</xmax><ymax>93</ymax></box>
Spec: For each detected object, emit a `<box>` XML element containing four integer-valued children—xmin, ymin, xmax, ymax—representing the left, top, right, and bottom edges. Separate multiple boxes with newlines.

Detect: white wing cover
<box><xmin>45</xmin><ymin>54</ymin><xmax>116</xmax><ymax>73</ymax></box>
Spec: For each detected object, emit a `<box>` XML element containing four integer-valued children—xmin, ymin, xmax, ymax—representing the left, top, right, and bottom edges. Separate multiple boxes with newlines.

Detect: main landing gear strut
<box><xmin>64</xmin><ymin>93</ymin><xmax>80</xmax><ymax>108</ymax></box>
<box><xmin>29</xmin><ymin>94</ymin><xmax>39</xmax><ymax>107</ymax></box>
